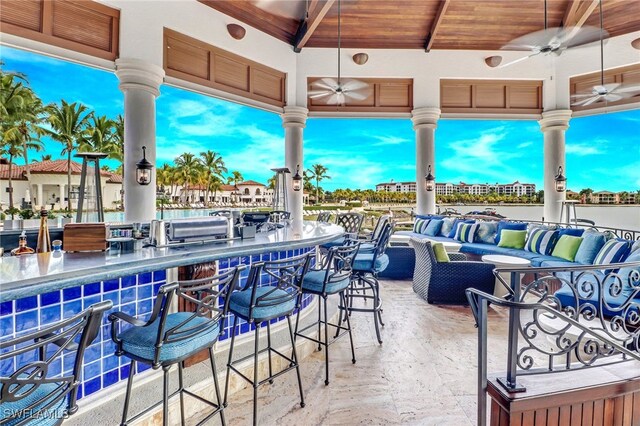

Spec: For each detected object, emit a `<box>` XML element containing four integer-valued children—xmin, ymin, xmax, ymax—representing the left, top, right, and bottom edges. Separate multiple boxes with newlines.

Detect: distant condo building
<box><xmin>375</xmin><ymin>180</ymin><xmax>536</xmax><ymax>196</ymax></box>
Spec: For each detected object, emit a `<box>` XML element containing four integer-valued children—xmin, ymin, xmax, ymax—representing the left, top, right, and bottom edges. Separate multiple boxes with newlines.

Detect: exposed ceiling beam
<box><xmin>562</xmin><ymin>0</ymin><xmax>599</xmax><ymax>29</ymax></box>
<box><xmin>293</xmin><ymin>0</ymin><xmax>336</xmax><ymax>53</ymax></box>
<box><xmin>424</xmin><ymin>0</ymin><xmax>451</xmax><ymax>52</ymax></box>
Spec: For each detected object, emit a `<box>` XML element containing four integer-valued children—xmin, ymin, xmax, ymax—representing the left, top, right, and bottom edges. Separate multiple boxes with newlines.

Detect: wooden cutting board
<box><xmin>63</xmin><ymin>223</ymin><xmax>108</xmax><ymax>252</ymax></box>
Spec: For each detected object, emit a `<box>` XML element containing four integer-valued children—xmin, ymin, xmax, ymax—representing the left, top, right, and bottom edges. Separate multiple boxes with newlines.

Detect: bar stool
<box><xmin>223</xmin><ymin>252</ymin><xmax>311</xmax><ymax>426</ymax></box>
<box><xmin>109</xmin><ymin>266</ymin><xmax>244</xmax><ymax>426</ymax></box>
<box><xmin>316</xmin><ymin>212</ymin><xmax>332</xmax><ymax>223</ymax></box>
<box><xmin>320</xmin><ymin>212</ymin><xmax>364</xmax><ymax>251</ymax></box>
<box><xmin>340</xmin><ymin>222</ymin><xmax>394</xmax><ymax>344</ymax></box>
<box><xmin>294</xmin><ymin>243</ymin><xmax>360</xmax><ymax>385</ymax></box>
<box><xmin>0</xmin><ymin>301</ymin><xmax>112</xmax><ymax>426</ymax></box>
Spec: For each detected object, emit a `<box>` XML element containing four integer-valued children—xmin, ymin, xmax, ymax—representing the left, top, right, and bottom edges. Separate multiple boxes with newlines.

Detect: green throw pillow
<box><xmin>497</xmin><ymin>230</ymin><xmax>527</xmax><ymax>249</ymax></box>
<box><xmin>432</xmin><ymin>242</ymin><xmax>450</xmax><ymax>263</ymax></box>
<box><xmin>551</xmin><ymin>235</ymin><xmax>583</xmax><ymax>262</ymax></box>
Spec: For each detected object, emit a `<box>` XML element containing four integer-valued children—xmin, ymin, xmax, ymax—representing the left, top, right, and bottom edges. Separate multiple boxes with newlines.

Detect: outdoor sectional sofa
<box><xmin>388</xmin><ymin>214</ymin><xmax>640</xmax><ymax>315</ymax></box>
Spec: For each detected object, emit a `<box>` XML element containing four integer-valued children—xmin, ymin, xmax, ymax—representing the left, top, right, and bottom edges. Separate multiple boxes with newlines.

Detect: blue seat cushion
<box><xmin>119</xmin><ymin>312</ymin><xmax>219</xmax><ymax>363</ymax></box>
<box><xmin>460</xmin><ymin>243</ymin><xmax>513</xmax><ymax>256</ymax></box>
<box><xmin>230</xmin><ymin>286</ymin><xmax>296</xmax><ymax>321</ymax></box>
<box><xmin>353</xmin><ymin>253</ymin><xmax>389</xmax><ymax>273</ymax></box>
<box><xmin>1</xmin><ymin>382</ymin><xmax>67</xmax><ymax>426</ymax></box>
<box><xmin>302</xmin><ymin>270</ymin><xmax>350</xmax><ymax>294</ymax></box>
<box><xmin>320</xmin><ymin>236</ymin><xmax>346</xmax><ymax>249</ymax></box>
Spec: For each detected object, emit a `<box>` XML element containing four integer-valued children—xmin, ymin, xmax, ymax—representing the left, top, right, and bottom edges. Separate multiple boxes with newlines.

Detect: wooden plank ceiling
<box><xmin>199</xmin><ymin>0</ymin><xmax>640</xmax><ymax>51</ymax></box>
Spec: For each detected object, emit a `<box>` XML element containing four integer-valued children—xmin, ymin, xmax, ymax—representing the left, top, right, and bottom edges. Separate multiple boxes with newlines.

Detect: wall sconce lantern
<box><xmin>136</xmin><ymin>146</ymin><xmax>154</xmax><ymax>186</ymax></box>
<box><xmin>555</xmin><ymin>166</ymin><xmax>567</xmax><ymax>192</ymax></box>
<box><xmin>292</xmin><ymin>164</ymin><xmax>303</xmax><ymax>192</ymax></box>
<box><xmin>352</xmin><ymin>52</ymin><xmax>369</xmax><ymax>65</ymax></box>
<box><xmin>425</xmin><ymin>165</ymin><xmax>435</xmax><ymax>192</ymax></box>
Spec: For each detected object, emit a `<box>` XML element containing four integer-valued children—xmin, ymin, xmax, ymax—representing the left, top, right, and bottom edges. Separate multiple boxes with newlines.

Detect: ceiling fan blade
<box><xmin>252</xmin><ymin>0</ymin><xmax>305</xmax><ymax>19</ymax></box>
<box><xmin>340</xmin><ymin>79</ymin><xmax>369</xmax><ymax>92</ymax></box>
<box><xmin>343</xmin><ymin>89</ymin><xmax>370</xmax><ymax>101</ymax></box>
<box><xmin>498</xmin><ymin>52</ymin><xmax>541</xmax><ymax>68</ymax></box>
<box><xmin>308</xmin><ymin>90</ymin><xmax>334</xmax><ymax>99</ymax></box>
<box><xmin>615</xmin><ymin>84</ymin><xmax>640</xmax><ymax>94</ymax></box>
<box><xmin>501</xmin><ymin>27</ymin><xmax>562</xmax><ymax>51</ymax></box>
<box><xmin>571</xmin><ymin>93</ymin><xmax>595</xmax><ymax>99</ymax></box>
<box><xmin>562</xmin><ymin>26</ymin><xmax>607</xmax><ymax>49</ymax></box>
<box><xmin>581</xmin><ymin>96</ymin><xmax>603</xmax><ymax>106</ymax></box>
<box><xmin>324</xmin><ymin>93</ymin><xmax>343</xmax><ymax>105</ymax></box>
<box><xmin>603</xmin><ymin>93</ymin><xmax>624</xmax><ymax>102</ymax></box>
<box><xmin>311</xmin><ymin>78</ymin><xmax>338</xmax><ymax>91</ymax></box>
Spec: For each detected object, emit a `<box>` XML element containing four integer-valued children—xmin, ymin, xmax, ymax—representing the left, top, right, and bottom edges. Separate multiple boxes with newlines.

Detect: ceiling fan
<box><xmin>307</xmin><ymin>0</ymin><xmax>371</xmax><ymax>105</ymax></box>
<box><xmin>499</xmin><ymin>0</ymin><xmax>604</xmax><ymax>68</ymax></box>
<box><xmin>253</xmin><ymin>0</ymin><xmax>306</xmax><ymax>19</ymax></box>
<box><xmin>571</xmin><ymin>0</ymin><xmax>640</xmax><ymax>106</ymax></box>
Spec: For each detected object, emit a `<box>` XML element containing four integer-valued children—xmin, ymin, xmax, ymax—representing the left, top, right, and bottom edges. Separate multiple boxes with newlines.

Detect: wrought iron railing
<box><xmin>466</xmin><ymin>261</ymin><xmax>640</xmax><ymax>426</ymax></box>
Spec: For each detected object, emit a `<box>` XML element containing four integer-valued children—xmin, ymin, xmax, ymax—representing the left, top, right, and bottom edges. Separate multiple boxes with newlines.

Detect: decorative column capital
<box><xmin>281</xmin><ymin>106</ymin><xmax>309</xmax><ymax>129</ymax></box>
<box><xmin>115</xmin><ymin>58</ymin><xmax>165</xmax><ymax>97</ymax></box>
<box><xmin>539</xmin><ymin>109</ymin><xmax>572</xmax><ymax>132</ymax></box>
<box><xmin>411</xmin><ymin>107</ymin><xmax>441</xmax><ymax>130</ymax></box>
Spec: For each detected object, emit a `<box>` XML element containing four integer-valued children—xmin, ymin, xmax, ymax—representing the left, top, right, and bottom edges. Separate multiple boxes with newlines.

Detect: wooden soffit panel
<box><xmin>0</xmin><ymin>0</ymin><xmax>120</xmax><ymax>61</ymax></box>
<box><xmin>570</xmin><ymin>63</ymin><xmax>640</xmax><ymax>112</ymax></box>
<box><xmin>307</xmin><ymin>78</ymin><xmax>413</xmax><ymax>113</ymax></box>
<box><xmin>163</xmin><ymin>28</ymin><xmax>286</xmax><ymax>108</ymax></box>
<box><xmin>440</xmin><ymin>79</ymin><xmax>543</xmax><ymax>115</ymax></box>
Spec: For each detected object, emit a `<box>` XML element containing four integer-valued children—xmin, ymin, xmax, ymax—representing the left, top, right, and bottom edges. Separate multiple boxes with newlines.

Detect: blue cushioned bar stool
<box><xmin>357</xmin><ymin>215</ymin><xmax>391</xmax><ymax>250</ymax></box>
<box><xmin>316</xmin><ymin>212</ymin><xmax>332</xmax><ymax>223</ymax></box>
<box><xmin>320</xmin><ymin>212</ymin><xmax>364</xmax><ymax>251</ymax></box>
<box><xmin>109</xmin><ymin>266</ymin><xmax>244</xmax><ymax>426</ymax></box>
<box><xmin>339</xmin><ymin>222</ymin><xmax>394</xmax><ymax>344</ymax></box>
<box><xmin>294</xmin><ymin>243</ymin><xmax>360</xmax><ymax>385</ymax></box>
<box><xmin>0</xmin><ymin>301</ymin><xmax>112</xmax><ymax>426</ymax></box>
<box><xmin>223</xmin><ymin>252</ymin><xmax>312</xmax><ymax>426</ymax></box>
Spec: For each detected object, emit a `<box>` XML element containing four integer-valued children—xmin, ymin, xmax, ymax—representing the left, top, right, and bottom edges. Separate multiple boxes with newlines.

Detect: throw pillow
<box><xmin>413</xmin><ymin>218</ymin><xmax>430</xmax><ymax>234</ymax></box>
<box><xmin>432</xmin><ymin>242</ymin><xmax>450</xmax><ymax>263</ymax></box>
<box><xmin>525</xmin><ymin>228</ymin><xmax>559</xmax><ymax>255</ymax></box>
<box><xmin>424</xmin><ymin>219</ymin><xmax>443</xmax><ymax>237</ymax></box>
<box><xmin>574</xmin><ymin>231</ymin><xmax>607</xmax><ymax>264</ymax></box>
<box><xmin>416</xmin><ymin>214</ymin><xmax>445</xmax><ymax>220</ymax></box>
<box><xmin>557</xmin><ymin>228</ymin><xmax>584</xmax><ymax>237</ymax></box>
<box><xmin>615</xmin><ymin>250</ymin><xmax>640</xmax><ymax>292</ymax></box>
<box><xmin>439</xmin><ymin>217</ymin><xmax>455</xmax><ymax>237</ymax></box>
<box><xmin>476</xmin><ymin>221</ymin><xmax>498</xmax><ymax>244</ymax></box>
<box><xmin>448</xmin><ymin>219</ymin><xmax>474</xmax><ymax>238</ymax></box>
<box><xmin>630</xmin><ymin>240</ymin><xmax>640</xmax><ymax>255</ymax></box>
<box><xmin>497</xmin><ymin>230</ymin><xmax>527</xmax><ymax>249</ymax></box>
<box><xmin>495</xmin><ymin>221</ymin><xmax>528</xmax><ymax>244</ymax></box>
<box><xmin>593</xmin><ymin>239</ymin><xmax>631</xmax><ymax>266</ymax></box>
<box><xmin>551</xmin><ymin>235</ymin><xmax>584</xmax><ymax>262</ymax></box>
<box><xmin>455</xmin><ymin>223</ymin><xmax>479</xmax><ymax>243</ymax></box>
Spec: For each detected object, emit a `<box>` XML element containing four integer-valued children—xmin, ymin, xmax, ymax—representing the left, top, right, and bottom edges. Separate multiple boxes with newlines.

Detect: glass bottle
<box><xmin>36</xmin><ymin>209</ymin><xmax>51</xmax><ymax>253</ymax></box>
<box><xmin>11</xmin><ymin>230</ymin><xmax>35</xmax><ymax>256</ymax></box>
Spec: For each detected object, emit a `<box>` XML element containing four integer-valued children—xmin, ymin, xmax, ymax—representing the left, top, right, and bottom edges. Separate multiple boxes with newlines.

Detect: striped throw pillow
<box><xmin>593</xmin><ymin>239</ymin><xmax>631</xmax><ymax>266</ymax></box>
<box><xmin>413</xmin><ymin>218</ymin><xmax>430</xmax><ymax>234</ymax></box>
<box><xmin>525</xmin><ymin>228</ymin><xmax>559</xmax><ymax>255</ymax></box>
<box><xmin>455</xmin><ymin>223</ymin><xmax>478</xmax><ymax>243</ymax></box>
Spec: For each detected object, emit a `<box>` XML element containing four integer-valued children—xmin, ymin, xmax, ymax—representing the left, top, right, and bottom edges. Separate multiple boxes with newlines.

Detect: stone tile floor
<box><xmin>212</xmin><ymin>279</ymin><xmax>511</xmax><ymax>425</ymax></box>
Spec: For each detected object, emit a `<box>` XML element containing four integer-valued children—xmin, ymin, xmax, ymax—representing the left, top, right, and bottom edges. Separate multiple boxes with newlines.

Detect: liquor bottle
<box><xmin>36</xmin><ymin>209</ymin><xmax>52</xmax><ymax>253</ymax></box>
<box><xmin>11</xmin><ymin>230</ymin><xmax>35</xmax><ymax>256</ymax></box>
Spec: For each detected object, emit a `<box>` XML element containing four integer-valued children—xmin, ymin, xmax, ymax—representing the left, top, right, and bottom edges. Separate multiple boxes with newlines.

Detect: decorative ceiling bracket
<box><xmin>293</xmin><ymin>0</ymin><xmax>336</xmax><ymax>53</ymax></box>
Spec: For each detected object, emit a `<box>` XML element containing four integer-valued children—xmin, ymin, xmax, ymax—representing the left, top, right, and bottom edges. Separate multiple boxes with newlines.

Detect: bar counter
<box><xmin>0</xmin><ymin>220</ymin><xmax>343</xmax><ymax>302</ymax></box>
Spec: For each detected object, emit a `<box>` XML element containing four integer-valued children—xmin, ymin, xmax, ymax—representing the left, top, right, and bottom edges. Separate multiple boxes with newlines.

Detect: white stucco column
<box><xmin>539</xmin><ymin>110</ymin><xmax>572</xmax><ymax>223</ymax></box>
<box><xmin>281</xmin><ymin>106</ymin><xmax>308</xmax><ymax>221</ymax></box>
<box><xmin>36</xmin><ymin>184</ymin><xmax>43</xmax><ymax>209</ymax></box>
<box><xmin>115</xmin><ymin>58</ymin><xmax>165</xmax><ymax>222</ymax></box>
<box><xmin>58</xmin><ymin>184</ymin><xmax>64</xmax><ymax>208</ymax></box>
<box><xmin>411</xmin><ymin>107</ymin><xmax>441</xmax><ymax>215</ymax></box>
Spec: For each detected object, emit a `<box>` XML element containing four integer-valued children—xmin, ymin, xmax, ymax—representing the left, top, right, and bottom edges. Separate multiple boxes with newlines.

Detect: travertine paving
<box><xmin>215</xmin><ymin>279</ymin><xmax>511</xmax><ymax>426</ymax></box>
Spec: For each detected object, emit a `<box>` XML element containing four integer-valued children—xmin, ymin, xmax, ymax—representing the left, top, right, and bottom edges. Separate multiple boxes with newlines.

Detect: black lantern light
<box><xmin>292</xmin><ymin>164</ymin><xmax>303</xmax><ymax>192</ymax></box>
<box><xmin>425</xmin><ymin>165</ymin><xmax>435</xmax><ymax>192</ymax></box>
<box><xmin>555</xmin><ymin>166</ymin><xmax>567</xmax><ymax>192</ymax></box>
<box><xmin>136</xmin><ymin>146</ymin><xmax>154</xmax><ymax>186</ymax></box>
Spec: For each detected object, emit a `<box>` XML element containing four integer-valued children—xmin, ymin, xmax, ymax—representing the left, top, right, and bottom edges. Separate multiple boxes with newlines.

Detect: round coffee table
<box><xmin>481</xmin><ymin>254</ymin><xmax>531</xmax><ymax>298</ymax></box>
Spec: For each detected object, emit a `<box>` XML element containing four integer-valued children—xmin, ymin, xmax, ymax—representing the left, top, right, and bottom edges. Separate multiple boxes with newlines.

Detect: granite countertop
<box><xmin>0</xmin><ymin>221</ymin><xmax>343</xmax><ymax>302</ymax></box>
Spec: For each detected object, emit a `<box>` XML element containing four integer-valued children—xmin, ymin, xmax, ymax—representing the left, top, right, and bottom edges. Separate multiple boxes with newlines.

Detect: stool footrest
<box><xmin>227</xmin><ymin>347</ymin><xmax>298</xmax><ymax>387</ymax></box>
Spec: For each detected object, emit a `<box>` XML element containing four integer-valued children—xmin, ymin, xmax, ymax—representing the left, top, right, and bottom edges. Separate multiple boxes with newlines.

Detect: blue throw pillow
<box><xmin>424</xmin><ymin>219</ymin><xmax>443</xmax><ymax>236</ymax></box>
<box><xmin>557</xmin><ymin>228</ymin><xmax>584</xmax><ymax>237</ymax></box>
<box><xmin>525</xmin><ymin>228</ymin><xmax>559</xmax><ymax>255</ymax></box>
<box><xmin>439</xmin><ymin>217</ymin><xmax>455</xmax><ymax>237</ymax></box>
<box><xmin>494</xmin><ymin>221</ymin><xmax>527</xmax><ymax>244</ymax></box>
<box><xmin>616</xmin><ymin>250</ymin><xmax>640</xmax><ymax>293</ymax></box>
<box><xmin>448</xmin><ymin>219</ymin><xmax>475</xmax><ymax>238</ymax></box>
<box><xmin>574</xmin><ymin>231</ymin><xmax>607</xmax><ymax>264</ymax></box>
<box><xmin>416</xmin><ymin>214</ymin><xmax>445</xmax><ymax>220</ymax></box>
<box><xmin>413</xmin><ymin>218</ymin><xmax>430</xmax><ymax>234</ymax></box>
<box><xmin>455</xmin><ymin>223</ymin><xmax>478</xmax><ymax>243</ymax></box>
<box><xmin>594</xmin><ymin>239</ymin><xmax>631</xmax><ymax>271</ymax></box>
<box><xmin>476</xmin><ymin>221</ymin><xmax>498</xmax><ymax>244</ymax></box>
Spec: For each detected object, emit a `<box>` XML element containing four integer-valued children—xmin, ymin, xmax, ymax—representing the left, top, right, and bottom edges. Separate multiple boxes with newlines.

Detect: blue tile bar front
<box><xmin>0</xmin><ymin>221</ymin><xmax>343</xmax><ymax>400</ymax></box>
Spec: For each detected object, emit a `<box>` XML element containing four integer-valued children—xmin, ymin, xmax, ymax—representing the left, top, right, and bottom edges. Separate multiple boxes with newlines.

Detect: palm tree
<box><xmin>0</xmin><ymin>69</ymin><xmax>46</xmax><ymax>209</ymax></box>
<box><xmin>45</xmin><ymin>100</ymin><xmax>93</xmax><ymax>212</ymax></box>
<box><xmin>111</xmin><ymin>114</ymin><xmax>124</xmax><ymax>163</ymax></box>
<box><xmin>174</xmin><ymin>153</ymin><xmax>203</xmax><ymax>203</ymax></box>
<box><xmin>306</xmin><ymin>164</ymin><xmax>331</xmax><ymax>204</ymax></box>
<box><xmin>80</xmin><ymin>115</ymin><xmax>117</xmax><ymax>155</ymax></box>
<box><xmin>33</xmin><ymin>154</ymin><xmax>52</xmax><ymax>162</ymax></box>
<box><xmin>200</xmin><ymin>150</ymin><xmax>227</xmax><ymax>205</ymax></box>
<box><xmin>227</xmin><ymin>170</ymin><xmax>243</xmax><ymax>186</ymax></box>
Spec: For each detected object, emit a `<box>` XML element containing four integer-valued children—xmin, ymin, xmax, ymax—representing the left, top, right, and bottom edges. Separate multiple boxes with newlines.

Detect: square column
<box><xmin>539</xmin><ymin>110</ymin><xmax>572</xmax><ymax>223</ymax></box>
<box><xmin>411</xmin><ymin>108</ymin><xmax>441</xmax><ymax>215</ymax></box>
<box><xmin>281</xmin><ymin>106</ymin><xmax>308</xmax><ymax>221</ymax></box>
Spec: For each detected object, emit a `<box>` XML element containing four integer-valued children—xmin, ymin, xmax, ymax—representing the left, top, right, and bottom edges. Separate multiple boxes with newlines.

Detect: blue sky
<box><xmin>2</xmin><ymin>46</ymin><xmax>639</xmax><ymax>192</ymax></box>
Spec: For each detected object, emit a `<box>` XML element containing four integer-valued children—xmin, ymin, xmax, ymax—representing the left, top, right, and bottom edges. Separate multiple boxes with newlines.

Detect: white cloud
<box><xmin>0</xmin><ymin>47</ymin><xmax>64</xmax><ymax>67</ymax></box>
<box><xmin>565</xmin><ymin>141</ymin><xmax>604</xmax><ymax>156</ymax></box>
<box><xmin>517</xmin><ymin>141</ymin><xmax>533</xmax><ymax>149</ymax></box>
<box><xmin>369</xmin><ymin>135</ymin><xmax>411</xmax><ymax>146</ymax></box>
